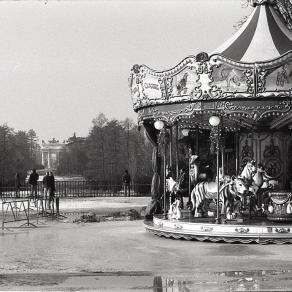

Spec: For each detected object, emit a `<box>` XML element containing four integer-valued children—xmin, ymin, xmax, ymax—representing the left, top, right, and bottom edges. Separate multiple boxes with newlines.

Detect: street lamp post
<box><xmin>154</xmin><ymin>120</ymin><xmax>167</xmax><ymax>217</ymax></box>
<box><xmin>209</xmin><ymin>115</ymin><xmax>221</xmax><ymax>224</ymax></box>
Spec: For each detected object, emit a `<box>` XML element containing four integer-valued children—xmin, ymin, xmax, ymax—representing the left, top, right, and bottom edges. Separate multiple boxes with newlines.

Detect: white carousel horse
<box><xmin>166</xmin><ymin>176</ymin><xmax>178</xmax><ymax>193</ymax></box>
<box><xmin>240</xmin><ymin>162</ymin><xmax>279</xmax><ymax>213</ymax></box>
<box><xmin>241</xmin><ymin>161</ymin><xmax>278</xmax><ymax>191</ymax></box>
<box><xmin>190</xmin><ymin>176</ymin><xmax>249</xmax><ymax>219</ymax></box>
<box><xmin>240</xmin><ymin>160</ymin><xmax>257</xmax><ymax>183</ymax></box>
<box><xmin>240</xmin><ymin>161</ymin><xmax>278</xmax><ymax>188</ymax></box>
<box><xmin>166</xmin><ymin>176</ymin><xmax>183</xmax><ymax>219</ymax></box>
<box><xmin>189</xmin><ymin>154</ymin><xmax>199</xmax><ymax>185</ymax></box>
<box><xmin>168</xmin><ymin>197</ymin><xmax>182</xmax><ymax>220</ymax></box>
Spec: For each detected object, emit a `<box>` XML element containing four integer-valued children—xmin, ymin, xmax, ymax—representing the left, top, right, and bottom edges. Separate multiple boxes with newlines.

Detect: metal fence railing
<box><xmin>0</xmin><ymin>181</ymin><xmax>151</xmax><ymax>199</ymax></box>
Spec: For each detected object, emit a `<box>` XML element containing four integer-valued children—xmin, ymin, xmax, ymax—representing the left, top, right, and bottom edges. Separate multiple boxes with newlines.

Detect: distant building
<box><xmin>66</xmin><ymin>132</ymin><xmax>85</xmax><ymax>147</ymax></box>
<box><xmin>40</xmin><ymin>138</ymin><xmax>65</xmax><ymax>170</ymax></box>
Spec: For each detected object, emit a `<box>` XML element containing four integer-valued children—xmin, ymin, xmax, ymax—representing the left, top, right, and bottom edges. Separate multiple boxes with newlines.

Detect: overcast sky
<box><xmin>0</xmin><ymin>0</ymin><xmax>250</xmax><ymax>142</ymax></box>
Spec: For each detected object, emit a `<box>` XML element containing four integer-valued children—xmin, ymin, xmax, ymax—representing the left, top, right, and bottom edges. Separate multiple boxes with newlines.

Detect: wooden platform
<box><xmin>144</xmin><ymin>213</ymin><xmax>292</xmax><ymax>244</ymax></box>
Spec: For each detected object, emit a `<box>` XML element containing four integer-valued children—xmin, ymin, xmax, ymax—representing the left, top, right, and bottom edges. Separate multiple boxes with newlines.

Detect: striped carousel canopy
<box><xmin>213</xmin><ymin>1</ymin><xmax>292</xmax><ymax>62</ymax></box>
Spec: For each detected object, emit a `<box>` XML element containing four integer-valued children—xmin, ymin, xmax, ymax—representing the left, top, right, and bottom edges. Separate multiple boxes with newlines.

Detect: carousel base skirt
<box><xmin>144</xmin><ymin>214</ymin><xmax>292</xmax><ymax>244</ymax></box>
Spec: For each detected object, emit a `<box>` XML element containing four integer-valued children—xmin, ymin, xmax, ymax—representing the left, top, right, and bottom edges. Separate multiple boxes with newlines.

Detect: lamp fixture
<box><xmin>181</xmin><ymin>129</ymin><xmax>190</xmax><ymax>136</ymax></box>
<box><xmin>154</xmin><ymin>120</ymin><xmax>165</xmax><ymax>130</ymax></box>
<box><xmin>209</xmin><ymin>115</ymin><xmax>221</xmax><ymax>127</ymax></box>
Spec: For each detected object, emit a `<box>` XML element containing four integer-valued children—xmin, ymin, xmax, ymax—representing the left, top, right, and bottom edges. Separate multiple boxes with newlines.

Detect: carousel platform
<box><xmin>144</xmin><ymin>212</ymin><xmax>292</xmax><ymax>244</ymax></box>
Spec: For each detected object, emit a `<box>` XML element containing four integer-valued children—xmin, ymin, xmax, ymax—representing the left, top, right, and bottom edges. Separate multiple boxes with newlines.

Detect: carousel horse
<box><xmin>240</xmin><ymin>160</ymin><xmax>257</xmax><ymax>184</ymax></box>
<box><xmin>240</xmin><ymin>161</ymin><xmax>278</xmax><ymax>189</ymax></box>
<box><xmin>189</xmin><ymin>154</ymin><xmax>199</xmax><ymax>185</ymax></box>
<box><xmin>166</xmin><ymin>175</ymin><xmax>183</xmax><ymax>219</ymax></box>
<box><xmin>168</xmin><ymin>195</ymin><xmax>182</xmax><ymax>220</ymax></box>
<box><xmin>240</xmin><ymin>161</ymin><xmax>279</xmax><ymax>213</ymax></box>
<box><xmin>190</xmin><ymin>176</ymin><xmax>249</xmax><ymax>219</ymax></box>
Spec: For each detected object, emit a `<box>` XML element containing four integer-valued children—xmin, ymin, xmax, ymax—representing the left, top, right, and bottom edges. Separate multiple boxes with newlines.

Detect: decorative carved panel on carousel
<box><xmin>167</xmin><ymin>69</ymin><xmax>201</xmax><ymax>100</ymax></box>
<box><xmin>257</xmin><ymin>61</ymin><xmax>292</xmax><ymax>97</ymax></box>
<box><xmin>240</xmin><ymin>138</ymin><xmax>254</xmax><ymax>166</ymax></box>
<box><xmin>130</xmin><ymin>52</ymin><xmax>292</xmax><ymax>112</ymax></box>
<box><xmin>211</xmin><ymin>64</ymin><xmax>252</xmax><ymax>97</ymax></box>
<box><xmin>262</xmin><ymin>138</ymin><xmax>283</xmax><ymax>179</ymax></box>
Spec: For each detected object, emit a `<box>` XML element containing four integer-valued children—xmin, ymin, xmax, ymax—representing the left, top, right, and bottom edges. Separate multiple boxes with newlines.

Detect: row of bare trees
<box><xmin>0</xmin><ymin>125</ymin><xmax>41</xmax><ymax>185</ymax></box>
<box><xmin>57</xmin><ymin>113</ymin><xmax>153</xmax><ymax>186</ymax></box>
<box><xmin>0</xmin><ymin>114</ymin><xmax>153</xmax><ymax>186</ymax></box>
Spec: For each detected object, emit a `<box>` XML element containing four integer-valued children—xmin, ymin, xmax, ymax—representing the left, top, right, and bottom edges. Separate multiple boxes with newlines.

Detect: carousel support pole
<box><xmin>196</xmin><ymin>125</ymin><xmax>199</xmax><ymax>155</ymax></box>
<box><xmin>154</xmin><ymin>120</ymin><xmax>166</xmax><ymax>217</ymax></box>
<box><xmin>235</xmin><ymin>125</ymin><xmax>239</xmax><ymax>175</ymax></box>
<box><xmin>252</xmin><ymin>130</ymin><xmax>255</xmax><ymax>161</ymax></box>
<box><xmin>188</xmin><ymin>147</ymin><xmax>191</xmax><ymax>202</ymax></box>
<box><xmin>175</xmin><ymin>124</ymin><xmax>179</xmax><ymax>178</ymax></box>
<box><xmin>216</xmin><ymin>137</ymin><xmax>220</xmax><ymax>224</ymax></box>
<box><xmin>209</xmin><ymin>115</ymin><xmax>221</xmax><ymax>224</ymax></box>
<box><xmin>221</xmin><ymin>146</ymin><xmax>224</xmax><ymax>178</ymax></box>
<box><xmin>163</xmin><ymin>128</ymin><xmax>167</xmax><ymax>218</ymax></box>
<box><xmin>169</xmin><ymin>126</ymin><xmax>173</xmax><ymax>170</ymax></box>
<box><xmin>221</xmin><ymin>120</ymin><xmax>225</xmax><ymax>179</ymax></box>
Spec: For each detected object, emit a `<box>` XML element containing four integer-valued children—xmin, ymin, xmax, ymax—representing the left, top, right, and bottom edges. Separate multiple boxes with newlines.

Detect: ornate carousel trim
<box><xmin>137</xmin><ymin>99</ymin><xmax>292</xmax><ymax>128</ymax></box>
<box><xmin>129</xmin><ymin>51</ymin><xmax>292</xmax><ymax>112</ymax></box>
<box><xmin>144</xmin><ymin>217</ymin><xmax>292</xmax><ymax>244</ymax></box>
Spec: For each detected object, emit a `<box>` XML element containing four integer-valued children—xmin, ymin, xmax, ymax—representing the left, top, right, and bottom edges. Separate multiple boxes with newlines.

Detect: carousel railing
<box><xmin>0</xmin><ymin>181</ymin><xmax>151</xmax><ymax>198</ymax></box>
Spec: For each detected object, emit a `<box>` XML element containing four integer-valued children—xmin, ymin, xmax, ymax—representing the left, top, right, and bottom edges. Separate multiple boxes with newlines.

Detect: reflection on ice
<box><xmin>154</xmin><ymin>269</ymin><xmax>292</xmax><ymax>291</ymax></box>
<box><xmin>1</xmin><ymin>271</ymin><xmax>292</xmax><ymax>291</ymax></box>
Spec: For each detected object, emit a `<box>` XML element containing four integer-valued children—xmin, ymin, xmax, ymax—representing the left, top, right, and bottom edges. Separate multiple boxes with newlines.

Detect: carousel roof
<box><xmin>129</xmin><ymin>0</ymin><xmax>292</xmax><ymax>131</ymax></box>
<box><xmin>213</xmin><ymin>3</ymin><xmax>292</xmax><ymax>62</ymax></box>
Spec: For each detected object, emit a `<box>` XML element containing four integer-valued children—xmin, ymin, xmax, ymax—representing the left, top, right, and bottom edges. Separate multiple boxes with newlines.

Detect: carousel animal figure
<box><xmin>168</xmin><ymin>194</ymin><xmax>183</xmax><ymax>220</ymax></box>
<box><xmin>189</xmin><ymin>154</ymin><xmax>199</xmax><ymax>185</ymax></box>
<box><xmin>252</xmin><ymin>163</ymin><xmax>265</xmax><ymax>187</ymax></box>
<box><xmin>240</xmin><ymin>161</ymin><xmax>279</xmax><ymax>213</ymax></box>
<box><xmin>190</xmin><ymin>176</ymin><xmax>249</xmax><ymax>219</ymax></box>
<box><xmin>166</xmin><ymin>175</ymin><xmax>183</xmax><ymax>219</ymax></box>
<box><xmin>240</xmin><ymin>160</ymin><xmax>257</xmax><ymax>184</ymax></box>
<box><xmin>240</xmin><ymin>160</ymin><xmax>278</xmax><ymax>189</ymax></box>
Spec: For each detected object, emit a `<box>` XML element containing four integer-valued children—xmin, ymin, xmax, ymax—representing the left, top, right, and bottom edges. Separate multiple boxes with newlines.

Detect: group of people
<box><xmin>14</xmin><ymin>169</ymin><xmax>56</xmax><ymax>210</ymax></box>
<box><xmin>14</xmin><ymin>169</ymin><xmax>131</xmax><ymax>201</ymax></box>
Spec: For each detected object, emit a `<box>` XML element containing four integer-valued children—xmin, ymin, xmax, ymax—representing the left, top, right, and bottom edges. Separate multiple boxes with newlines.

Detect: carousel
<box><xmin>129</xmin><ymin>0</ymin><xmax>292</xmax><ymax>244</ymax></box>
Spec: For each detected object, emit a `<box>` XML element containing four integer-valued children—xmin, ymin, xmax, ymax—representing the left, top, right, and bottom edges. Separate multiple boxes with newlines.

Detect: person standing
<box><xmin>47</xmin><ymin>171</ymin><xmax>56</xmax><ymax>210</ymax></box>
<box><xmin>122</xmin><ymin>170</ymin><xmax>131</xmax><ymax>197</ymax></box>
<box><xmin>28</xmin><ymin>169</ymin><xmax>39</xmax><ymax>200</ymax></box>
<box><xmin>42</xmin><ymin>172</ymin><xmax>49</xmax><ymax>209</ymax></box>
<box><xmin>15</xmin><ymin>172</ymin><xmax>21</xmax><ymax>198</ymax></box>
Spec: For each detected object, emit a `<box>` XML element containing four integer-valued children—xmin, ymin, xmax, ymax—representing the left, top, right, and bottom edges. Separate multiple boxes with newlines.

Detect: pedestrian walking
<box><xmin>15</xmin><ymin>172</ymin><xmax>21</xmax><ymax>198</ymax></box>
<box><xmin>122</xmin><ymin>169</ymin><xmax>131</xmax><ymax>197</ymax></box>
<box><xmin>47</xmin><ymin>171</ymin><xmax>55</xmax><ymax>211</ymax></box>
<box><xmin>28</xmin><ymin>169</ymin><xmax>39</xmax><ymax>200</ymax></box>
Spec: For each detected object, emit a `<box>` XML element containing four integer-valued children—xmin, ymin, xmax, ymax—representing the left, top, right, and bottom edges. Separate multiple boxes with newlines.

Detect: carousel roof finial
<box><xmin>249</xmin><ymin>0</ymin><xmax>275</xmax><ymax>7</ymax></box>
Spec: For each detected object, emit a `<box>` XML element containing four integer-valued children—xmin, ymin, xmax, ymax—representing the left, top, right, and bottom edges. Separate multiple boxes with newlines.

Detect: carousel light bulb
<box><xmin>181</xmin><ymin>129</ymin><xmax>190</xmax><ymax>136</ymax></box>
<box><xmin>154</xmin><ymin>120</ymin><xmax>165</xmax><ymax>130</ymax></box>
<box><xmin>209</xmin><ymin>115</ymin><xmax>220</xmax><ymax>127</ymax></box>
